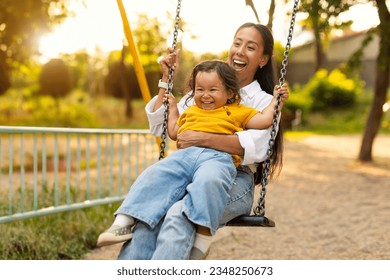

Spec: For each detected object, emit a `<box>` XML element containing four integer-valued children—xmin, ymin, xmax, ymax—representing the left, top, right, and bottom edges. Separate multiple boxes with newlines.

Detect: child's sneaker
<box><xmin>96</xmin><ymin>225</ymin><xmax>133</xmax><ymax>247</ymax></box>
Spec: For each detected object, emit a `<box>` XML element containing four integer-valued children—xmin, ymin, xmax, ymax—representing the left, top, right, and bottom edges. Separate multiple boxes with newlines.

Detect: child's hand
<box><xmin>273</xmin><ymin>83</ymin><xmax>289</xmax><ymax>102</ymax></box>
<box><xmin>163</xmin><ymin>92</ymin><xmax>178</xmax><ymax>107</ymax></box>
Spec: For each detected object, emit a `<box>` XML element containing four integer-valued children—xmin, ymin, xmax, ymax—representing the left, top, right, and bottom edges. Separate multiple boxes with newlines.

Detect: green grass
<box><xmin>0</xmin><ymin>202</ymin><xmax>120</xmax><ymax>260</ymax></box>
<box><xmin>92</xmin><ymin>98</ymin><xmax>150</xmax><ymax>129</ymax></box>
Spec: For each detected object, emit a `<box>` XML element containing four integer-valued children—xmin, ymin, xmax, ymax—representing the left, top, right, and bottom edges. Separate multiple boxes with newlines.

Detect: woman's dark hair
<box><xmin>235</xmin><ymin>23</ymin><xmax>283</xmax><ymax>183</ymax></box>
<box><xmin>184</xmin><ymin>60</ymin><xmax>241</xmax><ymax>106</ymax></box>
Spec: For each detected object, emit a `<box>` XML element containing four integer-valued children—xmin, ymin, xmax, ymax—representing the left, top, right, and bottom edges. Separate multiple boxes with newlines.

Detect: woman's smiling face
<box><xmin>228</xmin><ymin>26</ymin><xmax>269</xmax><ymax>87</ymax></box>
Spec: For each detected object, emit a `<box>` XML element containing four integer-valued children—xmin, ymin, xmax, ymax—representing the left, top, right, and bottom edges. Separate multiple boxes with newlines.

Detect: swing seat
<box><xmin>226</xmin><ymin>215</ymin><xmax>275</xmax><ymax>227</ymax></box>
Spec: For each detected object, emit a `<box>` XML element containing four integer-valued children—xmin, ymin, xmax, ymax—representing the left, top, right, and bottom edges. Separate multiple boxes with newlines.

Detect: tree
<box><xmin>38</xmin><ymin>58</ymin><xmax>72</xmax><ymax>99</ymax></box>
<box><xmin>244</xmin><ymin>0</ymin><xmax>276</xmax><ymax>30</ymax></box>
<box><xmin>105</xmin><ymin>52</ymin><xmax>141</xmax><ymax>116</ymax></box>
<box><xmin>267</xmin><ymin>0</ymin><xmax>276</xmax><ymax>30</ymax></box>
<box><xmin>0</xmin><ymin>0</ymin><xmax>71</xmax><ymax>95</ymax></box>
<box><xmin>298</xmin><ymin>0</ymin><xmax>355</xmax><ymax>70</ymax></box>
<box><xmin>358</xmin><ymin>0</ymin><xmax>390</xmax><ymax>162</ymax></box>
<box><xmin>109</xmin><ymin>13</ymin><xmax>167</xmax><ymax>119</ymax></box>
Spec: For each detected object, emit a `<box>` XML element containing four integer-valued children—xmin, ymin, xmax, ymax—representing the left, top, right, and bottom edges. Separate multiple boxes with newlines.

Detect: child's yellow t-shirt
<box><xmin>177</xmin><ymin>103</ymin><xmax>259</xmax><ymax>167</ymax></box>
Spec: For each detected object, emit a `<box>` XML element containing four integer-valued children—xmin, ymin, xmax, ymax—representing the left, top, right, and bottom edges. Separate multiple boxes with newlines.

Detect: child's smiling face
<box><xmin>193</xmin><ymin>71</ymin><xmax>233</xmax><ymax>110</ymax></box>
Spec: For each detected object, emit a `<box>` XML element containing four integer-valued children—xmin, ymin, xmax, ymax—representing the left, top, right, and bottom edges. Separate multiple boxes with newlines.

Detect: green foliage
<box><xmin>302</xmin><ymin>68</ymin><xmax>362</xmax><ymax>111</ymax></box>
<box><xmin>288</xmin><ymin>87</ymin><xmax>390</xmax><ymax>134</ymax></box>
<box><xmin>0</xmin><ymin>88</ymin><xmax>150</xmax><ymax>129</ymax></box>
<box><xmin>299</xmin><ymin>0</ymin><xmax>355</xmax><ymax>41</ymax></box>
<box><xmin>0</xmin><ymin>89</ymin><xmax>97</xmax><ymax>127</ymax></box>
<box><xmin>10</xmin><ymin>60</ymin><xmax>41</xmax><ymax>90</ymax></box>
<box><xmin>131</xmin><ymin>14</ymin><xmax>168</xmax><ymax>72</ymax></box>
<box><xmin>284</xmin><ymin>83</ymin><xmax>312</xmax><ymax>114</ymax></box>
<box><xmin>283</xmin><ymin>68</ymin><xmax>365</xmax><ymax>129</ymax></box>
<box><xmin>274</xmin><ymin>41</ymin><xmax>293</xmax><ymax>75</ymax></box>
<box><xmin>62</xmin><ymin>51</ymin><xmax>99</xmax><ymax>92</ymax></box>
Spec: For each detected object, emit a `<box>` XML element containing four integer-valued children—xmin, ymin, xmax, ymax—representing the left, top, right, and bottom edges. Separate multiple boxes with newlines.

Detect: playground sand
<box><xmin>84</xmin><ymin>135</ymin><xmax>390</xmax><ymax>260</ymax></box>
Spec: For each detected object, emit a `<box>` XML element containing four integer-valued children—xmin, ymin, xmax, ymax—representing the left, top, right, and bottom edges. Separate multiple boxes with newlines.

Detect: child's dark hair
<box><xmin>185</xmin><ymin>60</ymin><xmax>241</xmax><ymax>107</ymax></box>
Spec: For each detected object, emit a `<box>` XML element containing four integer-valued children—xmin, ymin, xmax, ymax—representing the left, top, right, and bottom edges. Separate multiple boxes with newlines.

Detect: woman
<box><xmin>117</xmin><ymin>23</ymin><xmax>285</xmax><ymax>259</ymax></box>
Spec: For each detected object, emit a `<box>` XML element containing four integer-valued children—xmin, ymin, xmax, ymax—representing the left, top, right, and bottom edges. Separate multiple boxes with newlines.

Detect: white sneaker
<box><xmin>96</xmin><ymin>225</ymin><xmax>133</xmax><ymax>247</ymax></box>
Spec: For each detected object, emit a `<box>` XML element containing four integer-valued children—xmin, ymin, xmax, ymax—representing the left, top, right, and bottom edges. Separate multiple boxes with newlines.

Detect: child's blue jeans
<box><xmin>115</xmin><ymin>146</ymin><xmax>237</xmax><ymax>235</ymax></box>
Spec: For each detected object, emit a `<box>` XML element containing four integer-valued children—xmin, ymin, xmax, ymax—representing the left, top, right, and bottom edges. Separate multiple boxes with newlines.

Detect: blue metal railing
<box><xmin>0</xmin><ymin>126</ymin><xmax>166</xmax><ymax>223</ymax></box>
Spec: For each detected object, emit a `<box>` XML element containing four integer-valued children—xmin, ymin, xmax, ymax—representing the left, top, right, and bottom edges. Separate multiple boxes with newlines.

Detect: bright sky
<box><xmin>39</xmin><ymin>0</ymin><xmax>380</xmax><ymax>62</ymax></box>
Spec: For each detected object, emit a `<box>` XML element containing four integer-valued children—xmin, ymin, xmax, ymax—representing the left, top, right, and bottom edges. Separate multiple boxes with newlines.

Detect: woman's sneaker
<box><xmin>96</xmin><ymin>225</ymin><xmax>133</xmax><ymax>247</ymax></box>
<box><xmin>189</xmin><ymin>247</ymin><xmax>210</xmax><ymax>260</ymax></box>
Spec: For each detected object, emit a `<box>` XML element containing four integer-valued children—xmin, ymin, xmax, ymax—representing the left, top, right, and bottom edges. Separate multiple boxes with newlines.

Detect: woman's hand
<box><xmin>158</xmin><ymin>47</ymin><xmax>180</xmax><ymax>80</ymax></box>
<box><xmin>273</xmin><ymin>83</ymin><xmax>289</xmax><ymax>102</ymax></box>
<box><xmin>176</xmin><ymin>130</ymin><xmax>244</xmax><ymax>156</ymax></box>
<box><xmin>176</xmin><ymin>130</ymin><xmax>206</xmax><ymax>149</ymax></box>
<box><xmin>153</xmin><ymin>48</ymin><xmax>180</xmax><ymax>112</ymax></box>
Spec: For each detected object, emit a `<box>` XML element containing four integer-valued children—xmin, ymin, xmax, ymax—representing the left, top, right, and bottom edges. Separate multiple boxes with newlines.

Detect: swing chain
<box><xmin>279</xmin><ymin>0</ymin><xmax>299</xmax><ymax>86</ymax></box>
<box><xmin>159</xmin><ymin>0</ymin><xmax>182</xmax><ymax>160</ymax></box>
<box><xmin>253</xmin><ymin>0</ymin><xmax>299</xmax><ymax>217</ymax></box>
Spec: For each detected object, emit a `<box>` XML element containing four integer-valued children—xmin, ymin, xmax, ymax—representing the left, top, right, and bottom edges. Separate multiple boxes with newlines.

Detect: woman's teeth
<box><xmin>233</xmin><ymin>60</ymin><xmax>246</xmax><ymax>68</ymax></box>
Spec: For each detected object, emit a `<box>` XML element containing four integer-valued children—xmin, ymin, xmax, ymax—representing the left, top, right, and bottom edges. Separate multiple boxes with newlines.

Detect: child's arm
<box><xmin>246</xmin><ymin>84</ymin><xmax>289</xmax><ymax>129</ymax></box>
<box><xmin>164</xmin><ymin>92</ymin><xmax>180</xmax><ymax>141</ymax></box>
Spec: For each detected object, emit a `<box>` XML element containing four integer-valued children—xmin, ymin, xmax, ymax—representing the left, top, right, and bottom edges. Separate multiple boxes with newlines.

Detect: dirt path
<box><xmin>84</xmin><ymin>135</ymin><xmax>390</xmax><ymax>260</ymax></box>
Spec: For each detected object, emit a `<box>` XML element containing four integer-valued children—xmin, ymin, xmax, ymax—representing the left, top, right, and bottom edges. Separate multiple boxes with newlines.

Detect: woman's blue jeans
<box><xmin>115</xmin><ymin>147</ymin><xmax>237</xmax><ymax>235</ymax></box>
<box><xmin>117</xmin><ymin>165</ymin><xmax>254</xmax><ymax>260</ymax></box>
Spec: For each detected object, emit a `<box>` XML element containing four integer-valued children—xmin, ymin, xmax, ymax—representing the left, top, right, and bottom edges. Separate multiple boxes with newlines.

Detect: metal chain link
<box><xmin>254</xmin><ymin>0</ymin><xmax>300</xmax><ymax>216</ymax></box>
<box><xmin>159</xmin><ymin>0</ymin><xmax>182</xmax><ymax>160</ymax></box>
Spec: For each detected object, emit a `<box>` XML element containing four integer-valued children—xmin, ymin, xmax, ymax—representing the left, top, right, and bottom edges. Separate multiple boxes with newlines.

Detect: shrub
<box><xmin>281</xmin><ymin>83</ymin><xmax>312</xmax><ymax>128</ymax></box>
<box><xmin>303</xmin><ymin>68</ymin><xmax>362</xmax><ymax>111</ymax></box>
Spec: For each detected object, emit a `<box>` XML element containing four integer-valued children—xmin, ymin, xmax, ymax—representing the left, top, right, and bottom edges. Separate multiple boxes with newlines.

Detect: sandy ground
<box><xmin>84</xmin><ymin>135</ymin><xmax>390</xmax><ymax>260</ymax></box>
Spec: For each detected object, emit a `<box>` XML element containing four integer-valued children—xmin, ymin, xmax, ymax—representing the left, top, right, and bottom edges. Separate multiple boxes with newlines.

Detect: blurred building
<box><xmin>287</xmin><ymin>29</ymin><xmax>382</xmax><ymax>89</ymax></box>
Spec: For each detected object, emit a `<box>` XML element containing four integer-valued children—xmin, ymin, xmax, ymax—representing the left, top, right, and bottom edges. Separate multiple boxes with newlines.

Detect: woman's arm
<box><xmin>177</xmin><ymin>130</ymin><xmax>244</xmax><ymax>156</ymax></box>
<box><xmin>153</xmin><ymin>48</ymin><xmax>180</xmax><ymax>112</ymax></box>
<box><xmin>176</xmin><ymin>84</ymin><xmax>288</xmax><ymax>163</ymax></box>
<box><xmin>236</xmin><ymin>128</ymin><xmax>273</xmax><ymax>164</ymax></box>
<box><xmin>145</xmin><ymin>48</ymin><xmax>181</xmax><ymax>136</ymax></box>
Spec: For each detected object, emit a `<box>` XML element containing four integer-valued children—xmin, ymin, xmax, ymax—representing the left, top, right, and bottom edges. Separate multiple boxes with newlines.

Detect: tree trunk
<box><xmin>314</xmin><ymin>31</ymin><xmax>326</xmax><ymax>70</ymax></box>
<box><xmin>245</xmin><ymin>0</ymin><xmax>260</xmax><ymax>23</ymax></box>
<box><xmin>358</xmin><ymin>67</ymin><xmax>388</xmax><ymax>161</ymax></box>
<box><xmin>120</xmin><ymin>46</ymin><xmax>133</xmax><ymax>119</ymax></box>
<box><xmin>358</xmin><ymin>0</ymin><xmax>390</xmax><ymax>162</ymax></box>
<box><xmin>267</xmin><ymin>0</ymin><xmax>276</xmax><ymax>31</ymax></box>
<box><xmin>0</xmin><ymin>52</ymin><xmax>11</xmax><ymax>95</ymax></box>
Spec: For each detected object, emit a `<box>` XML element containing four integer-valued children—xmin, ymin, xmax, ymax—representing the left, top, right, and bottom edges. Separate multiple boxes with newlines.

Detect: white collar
<box><xmin>240</xmin><ymin>80</ymin><xmax>262</xmax><ymax>99</ymax></box>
